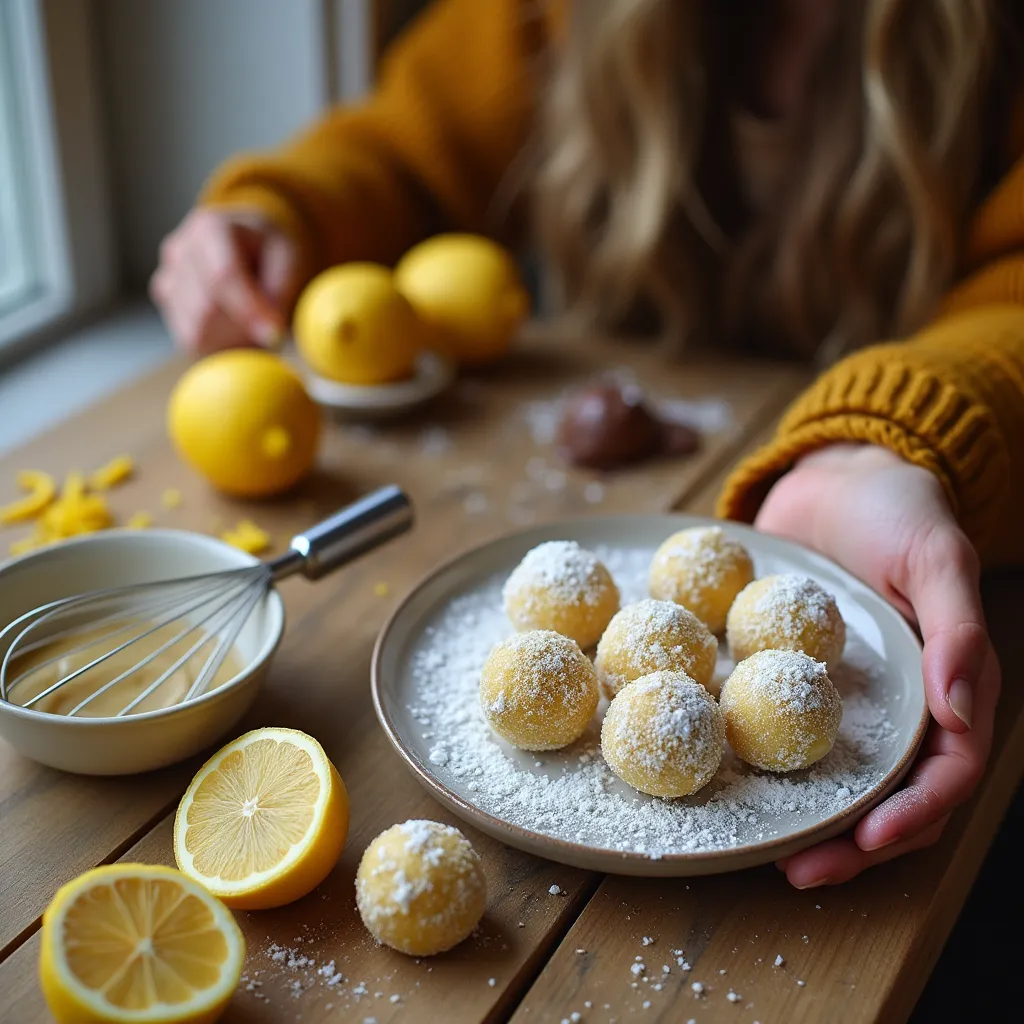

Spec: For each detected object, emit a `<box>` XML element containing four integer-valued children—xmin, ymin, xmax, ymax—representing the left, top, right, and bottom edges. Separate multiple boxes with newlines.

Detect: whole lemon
<box><xmin>168</xmin><ymin>350</ymin><xmax>320</xmax><ymax>497</ymax></box>
<box><xmin>293</xmin><ymin>262</ymin><xmax>422</xmax><ymax>384</ymax></box>
<box><xmin>394</xmin><ymin>234</ymin><xmax>529</xmax><ymax>365</ymax></box>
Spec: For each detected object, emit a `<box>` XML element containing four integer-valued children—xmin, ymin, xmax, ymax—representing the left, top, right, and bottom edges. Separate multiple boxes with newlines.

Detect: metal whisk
<box><xmin>0</xmin><ymin>485</ymin><xmax>413</xmax><ymax>717</ymax></box>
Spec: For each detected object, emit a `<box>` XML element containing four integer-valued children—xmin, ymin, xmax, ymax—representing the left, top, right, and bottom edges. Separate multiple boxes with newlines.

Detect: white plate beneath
<box><xmin>301</xmin><ymin>351</ymin><xmax>456</xmax><ymax>419</ymax></box>
<box><xmin>372</xmin><ymin>515</ymin><xmax>928</xmax><ymax>876</ymax></box>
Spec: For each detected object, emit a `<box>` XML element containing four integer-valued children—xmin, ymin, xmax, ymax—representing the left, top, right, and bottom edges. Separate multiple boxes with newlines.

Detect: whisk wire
<box><xmin>182</xmin><ymin>580</ymin><xmax>268</xmax><ymax>705</ymax></box>
<box><xmin>63</xmin><ymin>571</ymin><xmax>266</xmax><ymax>717</ymax></box>
<box><xmin>17</xmin><ymin>570</ymin><xmax>264</xmax><ymax>712</ymax></box>
<box><xmin>115</xmin><ymin>580</ymin><xmax>262</xmax><ymax>717</ymax></box>
<box><xmin>1</xmin><ymin>575</ymin><xmax>245</xmax><ymax>694</ymax></box>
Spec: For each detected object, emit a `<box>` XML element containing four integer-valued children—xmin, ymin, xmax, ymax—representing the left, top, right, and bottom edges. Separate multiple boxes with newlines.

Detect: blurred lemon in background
<box><xmin>394</xmin><ymin>234</ymin><xmax>528</xmax><ymax>366</ymax></box>
<box><xmin>293</xmin><ymin>263</ymin><xmax>422</xmax><ymax>384</ymax></box>
<box><xmin>168</xmin><ymin>349</ymin><xmax>320</xmax><ymax>497</ymax></box>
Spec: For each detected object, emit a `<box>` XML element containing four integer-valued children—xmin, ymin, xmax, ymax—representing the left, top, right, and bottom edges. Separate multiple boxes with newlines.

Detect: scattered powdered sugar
<box><xmin>404</xmin><ymin>544</ymin><xmax>901</xmax><ymax>859</ymax></box>
<box><xmin>503</xmin><ymin>540</ymin><xmax>611</xmax><ymax>612</ymax></box>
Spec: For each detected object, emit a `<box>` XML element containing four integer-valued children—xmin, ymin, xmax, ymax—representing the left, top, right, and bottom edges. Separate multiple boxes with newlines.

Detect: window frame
<box><xmin>0</xmin><ymin>0</ymin><xmax>116</xmax><ymax>363</ymax></box>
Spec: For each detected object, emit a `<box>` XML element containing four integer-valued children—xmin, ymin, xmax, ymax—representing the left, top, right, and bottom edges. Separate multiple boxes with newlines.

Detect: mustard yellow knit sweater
<box><xmin>203</xmin><ymin>0</ymin><xmax>1024</xmax><ymax>565</ymax></box>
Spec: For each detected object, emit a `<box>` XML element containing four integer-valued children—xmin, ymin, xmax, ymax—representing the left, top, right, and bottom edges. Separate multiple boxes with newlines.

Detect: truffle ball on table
<box><xmin>355</xmin><ymin>819</ymin><xmax>487</xmax><ymax>956</ymax></box>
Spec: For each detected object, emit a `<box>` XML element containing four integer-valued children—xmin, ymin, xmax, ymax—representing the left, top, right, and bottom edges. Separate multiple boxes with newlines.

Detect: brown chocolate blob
<box><xmin>556</xmin><ymin>382</ymin><xmax>701</xmax><ymax>469</ymax></box>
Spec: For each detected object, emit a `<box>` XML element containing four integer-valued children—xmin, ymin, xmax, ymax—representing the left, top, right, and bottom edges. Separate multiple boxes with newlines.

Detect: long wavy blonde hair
<box><xmin>534</xmin><ymin>0</ymin><xmax>998</xmax><ymax>358</ymax></box>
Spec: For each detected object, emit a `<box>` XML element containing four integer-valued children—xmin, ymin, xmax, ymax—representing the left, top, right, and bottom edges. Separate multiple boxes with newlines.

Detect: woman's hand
<box><xmin>150</xmin><ymin>207</ymin><xmax>301</xmax><ymax>354</ymax></box>
<box><xmin>755</xmin><ymin>444</ymin><xmax>1001</xmax><ymax>886</ymax></box>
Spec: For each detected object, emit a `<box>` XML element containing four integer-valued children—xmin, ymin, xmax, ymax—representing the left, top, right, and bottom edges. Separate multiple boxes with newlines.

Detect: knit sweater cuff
<box><xmin>716</xmin><ymin>347</ymin><xmax>1009</xmax><ymax>553</ymax></box>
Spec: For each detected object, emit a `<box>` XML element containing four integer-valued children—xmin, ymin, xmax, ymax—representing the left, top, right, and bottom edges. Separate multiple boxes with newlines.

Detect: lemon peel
<box><xmin>0</xmin><ymin>470</ymin><xmax>57</xmax><ymax>525</ymax></box>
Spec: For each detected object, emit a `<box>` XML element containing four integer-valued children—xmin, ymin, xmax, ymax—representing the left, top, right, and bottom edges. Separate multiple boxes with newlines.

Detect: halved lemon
<box><xmin>39</xmin><ymin>863</ymin><xmax>244</xmax><ymax>1024</ymax></box>
<box><xmin>173</xmin><ymin>727</ymin><xmax>349</xmax><ymax>910</ymax></box>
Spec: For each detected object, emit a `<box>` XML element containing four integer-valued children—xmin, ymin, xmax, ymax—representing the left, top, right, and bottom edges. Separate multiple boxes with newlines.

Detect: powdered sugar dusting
<box><xmin>650</xmin><ymin>526</ymin><xmax>752</xmax><ymax>602</ymax></box>
<box><xmin>596</xmin><ymin>599</ymin><xmax>717</xmax><ymax>695</ymax></box>
<box><xmin>728</xmin><ymin>574</ymin><xmax>845</xmax><ymax>665</ymax></box>
<box><xmin>605</xmin><ymin>673</ymin><xmax>722</xmax><ymax>775</ymax></box>
<box><xmin>401</xmin><ymin>542</ymin><xmax>905</xmax><ymax>859</ymax></box>
<box><xmin>743</xmin><ymin>649</ymin><xmax>832</xmax><ymax>713</ymax></box>
<box><xmin>503</xmin><ymin>540</ymin><xmax>610</xmax><ymax>611</ymax></box>
<box><xmin>755</xmin><ymin>575</ymin><xmax>836</xmax><ymax>633</ymax></box>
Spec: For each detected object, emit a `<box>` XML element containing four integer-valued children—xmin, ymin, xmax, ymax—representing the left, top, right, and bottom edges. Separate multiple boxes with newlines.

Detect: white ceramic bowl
<box><xmin>0</xmin><ymin>530</ymin><xmax>284</xmax><ymax>775</ymax></box>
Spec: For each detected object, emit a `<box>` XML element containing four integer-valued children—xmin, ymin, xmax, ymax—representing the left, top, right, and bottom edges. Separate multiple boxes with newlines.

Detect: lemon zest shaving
<box><xmin>0</xmin><ymin>470</ymin><xmax>57</xmax><ymax>525</ymax></box>
<box><xmin>89</xmin><ymin>454</ymin><xmax>134</xmax><ymax>491</ymax></box>
<box><xmin>161</xmin><ymin>487</ymin><xmax>183</xmax><ymax>509</ymax></box>
<box><xmin>220</xmin><ymin>519</ymin><xmax>271</xmax><ymax>555</ymax></box>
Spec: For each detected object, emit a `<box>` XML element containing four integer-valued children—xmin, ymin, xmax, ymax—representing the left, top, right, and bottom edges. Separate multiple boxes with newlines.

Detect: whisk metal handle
<box><xmin>270</xmin><ymin>485</ymin><xmax>414</xmax><ymax>582</ymax></box>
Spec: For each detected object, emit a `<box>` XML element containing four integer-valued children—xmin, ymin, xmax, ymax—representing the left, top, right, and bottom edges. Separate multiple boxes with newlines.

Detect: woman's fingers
<box><xmin>855</xmin><ymin>749</ymin><xmax>978</xmax><ymax>852</ymax></box>
<box><xmin>906</xmin><ymin>527</ymin><xmax>988</xmax><ymax>734</ymax></box>
<box><xmin>188</xmin><ymin>215</ymin><xmax>284</xmax><ymax>346</ymax></box>
<box><xmin>152</xmin><ymin>208</ymin><xmax>297</xmax><ymax>353</ymax></box>
<box><xmin>778</xmin><ymin>815</ymin><xmax>950</xmax><ymax>888</ymax></box>
<box><xmin>857</xmin><ymin>645</ymin><xmax>999</xmax><ymax>849</ymax></box>
<box><xmin>154</xmin><ymin>247</ymin><xmax>251</xmax><ymax>353</ymax></box>
<box><xmin>259</xmin><ymin>230</ymin><xmax>301</xmax><ymax>310</ymax></box>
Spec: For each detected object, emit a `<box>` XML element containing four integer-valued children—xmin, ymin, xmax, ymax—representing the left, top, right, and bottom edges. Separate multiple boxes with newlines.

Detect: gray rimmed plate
<box><xmin>372</xmin><ymin>515</ymin><xmax>928</xmax><ymax>876</ymax></box>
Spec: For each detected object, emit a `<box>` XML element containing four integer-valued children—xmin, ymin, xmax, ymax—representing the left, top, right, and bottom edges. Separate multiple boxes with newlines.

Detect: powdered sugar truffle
<box><xmin>503</xmin><ymin>541</ymin><xmax>619</xmax><ymax>648</ymax></box>
<box><xmin>595</xmin><ymin>599</ymin><xmax>718</xmax><ymax>699</ymax></box>
<box><xmin>720</xmin><ymin>649</ymin><xmax>842</xmax><ymax>771</ymax></box>
<box><xmin>601</xmin><ymin>671</ymin><xmax>725</xmax><ymax>798</ymax></box>
<box><xmin>649</xmin><ymin>526</ymin><xmax>753</xmax><ymax>633</ymax></box>
<box><xmin>480</xmin><ymin>630</ymin><xmax>599</xmax><ymax>750</ymax></box>
<box><xmin>355</xmin><ymin>820</ymin><xmax>486</xmax><ymax>956</ymax></box>
<box><xmin>727</xmin><ymin>574</ymin><xmax>845</xmax><ymax>668</ymax></box>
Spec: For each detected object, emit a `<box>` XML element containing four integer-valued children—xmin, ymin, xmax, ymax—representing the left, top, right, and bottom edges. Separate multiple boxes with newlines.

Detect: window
<box><xmin>0</xmin><ymin>0</ymin><xmax>115</xmax><ymax>356</ymax></box>
<box><xmin>0</xmin><ymin>2</ymin><xmax>46</xmax><ymax>327</ymax></box>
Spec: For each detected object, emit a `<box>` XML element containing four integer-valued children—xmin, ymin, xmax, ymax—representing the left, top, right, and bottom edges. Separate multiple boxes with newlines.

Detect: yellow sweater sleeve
<box><xmin>718</xmin><ymin>154</ymin><xmax>1024</xmax><ymax>566</ymax></box>
<box><xmin>200</xmin><ymin>0</ymin><xmax>542</xmax><ymax>281</ymax></box>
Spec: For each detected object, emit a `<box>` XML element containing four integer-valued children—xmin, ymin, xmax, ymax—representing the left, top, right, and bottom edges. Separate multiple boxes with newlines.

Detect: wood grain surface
<box><xmin>1</xmin><ymin>331</ymin><xmax>1019</xmax><ymax>1023</ymax></box>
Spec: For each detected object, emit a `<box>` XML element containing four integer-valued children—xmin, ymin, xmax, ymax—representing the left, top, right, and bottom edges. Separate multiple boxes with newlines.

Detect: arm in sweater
<box><xmin>201</xmin><ymin>0</ymin><xmax>542</xmax><ymax>278</ymax></box>
<box><xmin>718</xmin><ymin>153</ymin><xmax>1024</xmax><ymax>566</ymax></box>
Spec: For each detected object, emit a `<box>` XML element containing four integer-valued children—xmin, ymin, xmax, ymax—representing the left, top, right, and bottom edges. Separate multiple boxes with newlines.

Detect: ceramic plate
<box><xmin>372</xmin><ymin>515</ymin><xmax>928</xmax><ymax>876</ymax></box>
<box><xmin>301</xmin><ymin>352</ymin><xmax>456</xmax><ymax>419</ymax></box>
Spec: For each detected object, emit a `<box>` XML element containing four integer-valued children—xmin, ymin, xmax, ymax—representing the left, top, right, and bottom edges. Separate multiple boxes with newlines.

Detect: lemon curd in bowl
<box><xmin>0</xmin><ymin>529</ymin><xmax>284</xmax><ymax>775</ymax></box>
<box><xmin>8</xmin><ymin>622</ymin><xmax>244</xmax><ymax>717</ymax></box>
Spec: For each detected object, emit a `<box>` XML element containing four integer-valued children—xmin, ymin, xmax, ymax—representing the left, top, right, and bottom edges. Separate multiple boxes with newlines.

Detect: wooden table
<box><xmin>1</xmin><ymin>329</ymin><xmax>1021</xmax><ymax>1024</ymax></box>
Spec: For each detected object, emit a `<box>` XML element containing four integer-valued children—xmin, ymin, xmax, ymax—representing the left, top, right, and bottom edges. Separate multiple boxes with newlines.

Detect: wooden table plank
<box><xmin>0</xmin><ymin>332</ymin><xmax>807</xmax><ymax>1020</ymax></box>
<box><xmin>511</xmin><ymin>425</ymin><xmax>1024</xmax><ymax>1024</ymax></box>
